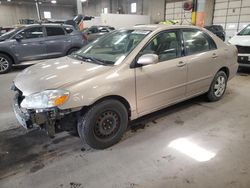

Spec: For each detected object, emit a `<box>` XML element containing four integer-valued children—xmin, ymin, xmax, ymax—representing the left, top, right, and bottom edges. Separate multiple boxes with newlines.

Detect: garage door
<box><xmin>213</xmin><ymin>0</ymin><xmax>250</xmax><ymax>40</ymax></box>
<box><xmin>165</xmin><ymin>1</ymin><xmax>192</xmax><ymax>25</ymax></box>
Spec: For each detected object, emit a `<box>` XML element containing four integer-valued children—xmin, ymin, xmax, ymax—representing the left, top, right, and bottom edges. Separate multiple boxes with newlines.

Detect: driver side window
<box><xmin>19</xmin><ymin>27</ymin><xmax>44</xmax><ymax>39</ymax></box>
<box><xmin>140</xmin><ymin>31</ymin><xmax>181</xmax><ymax>62</ymax></box>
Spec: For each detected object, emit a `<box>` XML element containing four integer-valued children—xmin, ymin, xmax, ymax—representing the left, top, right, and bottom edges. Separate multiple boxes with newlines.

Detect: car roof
<box><xmin>23</xmin><ymin>23</ymin><xmax>73</xmax><ymax>28</ymax></box>
<box><xmin>90</xmin><ymin>25</ymin><xmax>113</xmax><ymax>28</ymax></box>
<box><xmin>132</xmin><ymin>24</ymin><xmax>201</xmax><ymax>31</ymax></box>
<box><xmin>205</xmin><ymin>25</ymin><xmax>223</xmax><ymax>28</ymax></box>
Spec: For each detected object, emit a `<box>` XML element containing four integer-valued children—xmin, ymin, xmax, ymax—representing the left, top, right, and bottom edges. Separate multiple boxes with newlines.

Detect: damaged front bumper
<box><xmin>13</xmin><ymin>91</ymin><xmax>58</xmax><ymax>137</ymax></box>
<box><xmin>12</xmin><ymin>86</ymin><xmax>79</xmax><ymax>137</ymax></box>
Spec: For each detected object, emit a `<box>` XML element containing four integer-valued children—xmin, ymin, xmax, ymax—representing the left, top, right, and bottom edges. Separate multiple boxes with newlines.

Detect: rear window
<box><xmin>46</xmin><ymin>27</ymin><xmax>65</xmax><ymax>36</ymax></box>
<box><xmin>183</xmin><ymin>30</ymin><xmax>217</xmax><ymax>56</ymax></box>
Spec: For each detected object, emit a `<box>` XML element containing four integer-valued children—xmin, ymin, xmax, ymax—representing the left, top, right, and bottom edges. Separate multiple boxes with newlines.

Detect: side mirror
<box><xmin>14</xmin><ymin>34</ymin><xmax>23</xmax><ymax>41</ymax></box>
<box><xmin>137</xmin><ymin>54</ymin><xmax>159</xmax><ymax>65</ymax></box>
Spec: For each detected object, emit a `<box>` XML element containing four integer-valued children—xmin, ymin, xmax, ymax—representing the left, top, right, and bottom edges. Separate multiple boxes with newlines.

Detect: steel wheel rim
<box><xmin>0</xmin><ymin>57</ymin><xmax>9</xmax><ymax>72</ymax></box>
<box><xmin>94</xmin><ymin>110</ymin><xmax>120</xmax><ymax>139</ymax></box>
<box><xmin>214</xmin><ymin>76</ymin><xmax>226</xmax><ymax>97</ymax></box>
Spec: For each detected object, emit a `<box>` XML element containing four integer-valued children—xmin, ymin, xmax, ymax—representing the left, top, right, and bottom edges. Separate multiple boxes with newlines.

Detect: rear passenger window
<box><xmin>183</xmin><ymin>30</ymin><xmax>216</xmax><ymax>56</ymax></box>
<box><xmin>46</xmin><ymin>27</ymin><xmax>65</xmax><ymax>36</ymax></box>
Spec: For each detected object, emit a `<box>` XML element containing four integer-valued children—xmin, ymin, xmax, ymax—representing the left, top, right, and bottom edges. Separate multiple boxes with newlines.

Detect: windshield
<box><xmin>238</xmin><ymin>25</ymin><xmax>250</xmax><ymax>36</ymax></box>
<box><xmin>0</xmin><ymin>27</ymin><xmax>22</xmax><ymax>40</ymax></box>
<box><xmin>72</xmin><ymin>29</ymin><xmax>151</xmax><ymax>65</ymax></box>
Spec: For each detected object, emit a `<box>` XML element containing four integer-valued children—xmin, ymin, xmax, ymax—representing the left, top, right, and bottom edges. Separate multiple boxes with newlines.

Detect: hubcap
<box><xmin>0</xmin><ymin>57</ymin><xmax>9</xmax><ymax>72</ymax></box>
<box><xmin>214</xmin><ymin>76</ymin><xmax>226</xmax><ymax>97</ymax></box>
<box><xmin>94</xmin><ymin>110</ymin><xmax>120</xmax><ymax>139</ymax></box>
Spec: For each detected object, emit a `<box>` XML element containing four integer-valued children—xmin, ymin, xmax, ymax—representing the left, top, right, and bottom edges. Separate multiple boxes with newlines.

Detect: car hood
<box><xmin>229</xmin><ymin>35</ymin><xmax>250</xmax><ymax>46</ymax></box>
<box><xmin>14</xmin><ymin>56</ymin><xmax>112</xmax><ymax>96</ymax></box>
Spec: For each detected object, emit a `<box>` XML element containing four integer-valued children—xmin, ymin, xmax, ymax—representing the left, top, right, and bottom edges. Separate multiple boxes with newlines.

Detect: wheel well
<box><xmin>67</xmin><ymin>47</ymin><xmax>80</xmax><ymax>55</ymax></box>
<box><xmin>0</xmin><ymin>52</ymin><xmax>15</xmax><ymax>64</ymax></box>
<box><xmin>86</xmin><ymin>95</ymin><xmax>132</xmax><ymax>119</ymax></box>
<box><xmin>219</xmin><ymin>67</ymin><xmax>229</xmax><ymax>78</ymax></box>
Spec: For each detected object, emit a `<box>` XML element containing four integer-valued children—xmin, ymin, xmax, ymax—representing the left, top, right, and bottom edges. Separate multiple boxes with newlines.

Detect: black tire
<box><xmin>0</xmin><ymin>53</ymin><xmax>12</xmax><ymax>74</ymax></box>
<box><xmin>67</xmin><ymin>48</ymin><xmax>79</xmax><ymax>55</ymax></box>
<box><xmin>207</xmin><ymin>71</ymin><xmax>228</xmax><ymax>102</ymax></box>
<box><xmin>77</xmin><ymin>100</ymin><xmax>128</xmax><ymax>149</ymax></box>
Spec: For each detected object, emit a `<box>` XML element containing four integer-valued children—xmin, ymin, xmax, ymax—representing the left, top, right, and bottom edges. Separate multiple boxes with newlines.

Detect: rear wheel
<box><xmin>207</xmin><ymin>71</ymin><xmax>228</xmax><ymax>102</ymax></box>
<box><xmin>77</xmin><ymin>100</ymin><xmax>128</xmax><ymax>149</ymax></box>
<box><xmin>0</xmin><ymin>53</ymin><xmax>12</xmax><ymax>74</ymax></box>
<box><xmin>67</xmin><ymin>48</ymin><xmax>80</xmax><ymax>55</ymax></box>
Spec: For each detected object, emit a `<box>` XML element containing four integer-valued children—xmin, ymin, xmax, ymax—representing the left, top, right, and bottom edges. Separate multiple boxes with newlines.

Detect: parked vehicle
<box><xmin>205</xmin><ymin>25</ymin><xmax>225</xmax><ymax>41</ymax></box>
<box><xmin>82</xmin><ymin>25</ymin><xmax>115</xmax><ymax>42</ymax></box>
<box><xmin>12</xmin><ymin>25</ymin><xmax>238</xmax><ymax>149</ymax></box>
<box><xmin>0</xmin><ymin>27</ymin><xmax>14</xmax><ymax>36</ymax></box>
<box><xmin>0</xmin><ymin>24</ymin><xmax>87</xmax><ymax>74</ymax></box>
<box><xmin>229</xmin><ymin>24</ymin><xmax>250</xmax><ymax>68</ymax></box>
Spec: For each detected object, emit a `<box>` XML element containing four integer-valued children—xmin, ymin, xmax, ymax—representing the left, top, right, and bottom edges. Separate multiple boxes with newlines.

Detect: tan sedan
<box><xmin>12</xmin><ymin>25</ymin><xmax>238</xmax><ymax>149</ymax></box>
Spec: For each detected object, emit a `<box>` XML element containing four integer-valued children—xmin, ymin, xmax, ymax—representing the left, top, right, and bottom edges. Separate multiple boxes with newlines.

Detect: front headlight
<box><xmin>21</xmin><ymin>90</ymin><xmax>69</xmax><ymax>109</ymax></box>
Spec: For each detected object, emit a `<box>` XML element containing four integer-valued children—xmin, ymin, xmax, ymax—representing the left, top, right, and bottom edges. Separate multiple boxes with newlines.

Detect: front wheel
<box><xmin>77</xmin><ymin>100</ymin><xmax>128</xmax><ymax>149</ymax></box>
<box><xmin>0</xmin><ymin>53</ymin><xmax>12</xmax><ymax>74</ymax></box>
<box><xmin>207</xmin><ymin>71</ymin><xmax>228</xmax><ymax>102</ymax></box>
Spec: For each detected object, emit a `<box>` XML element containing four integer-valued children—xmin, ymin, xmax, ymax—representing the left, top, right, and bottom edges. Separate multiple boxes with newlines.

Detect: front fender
<box><xmin>58</xmin><ymin>67</ymin><xmax>137</xmax><ymax>118</ymax></box>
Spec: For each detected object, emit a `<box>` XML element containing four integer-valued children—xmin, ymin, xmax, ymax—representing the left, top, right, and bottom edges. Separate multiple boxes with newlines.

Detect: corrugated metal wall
<box><xmin>165</xmin><ymin>0</ymin><xmax>192</xmax><ymax>25</ymax></box>
<box><xmin>213</xmin><ymin>0</ymin><xmax>250</xmax><ymax>40</ymax></box>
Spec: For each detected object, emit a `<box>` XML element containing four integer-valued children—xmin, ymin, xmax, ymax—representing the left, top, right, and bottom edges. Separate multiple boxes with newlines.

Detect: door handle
<box><xmin>177</xmin><ymin>61</ymin><xmax>186</xmax><ymax>67</ymax></box>
<box><xmin>212</xmin><ymin>53</ymin><xmax>218</xmax><ymax>58</ymax></box>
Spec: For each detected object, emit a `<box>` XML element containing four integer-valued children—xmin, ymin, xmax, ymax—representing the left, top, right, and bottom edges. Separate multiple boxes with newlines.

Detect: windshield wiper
<box><xmin>71</xmin><ymin>54</ymin><xmax>113</xmax><ymax>65</ymax></box>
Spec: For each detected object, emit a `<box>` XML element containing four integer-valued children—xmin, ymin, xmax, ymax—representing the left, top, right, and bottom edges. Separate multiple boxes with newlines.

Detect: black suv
<box><xmin>205</xmin><ymin>25</ymin><xmax>225</xmax><ymax>41</ymax></box>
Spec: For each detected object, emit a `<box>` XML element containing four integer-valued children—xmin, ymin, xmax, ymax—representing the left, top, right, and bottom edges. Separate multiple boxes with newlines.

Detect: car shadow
<box><xmin>238</xmin><ymin>67</ymin><xmax>250</xmax><ymax>75</ymax></box>
<box><xmin>0</xmin><ymin>90</ymin><xmax>237</xmax><ymax>180</ymax></box>
<box><xmin>0</xmin><ymin>127</ymin><xmax>82</xmax><ymax>180</ymax></box>
<box><xmin>12</xmin><ymin>65</ymin><xmax>31</xmax><ymax>73</ymax></box>
<box><xmin>0</xmin><ymin>95</ymin><xmax>206</xmax><ymax>180</ymax></box>
<box><xmin>129</xmin><ymin>95</ymin><xmax>205</xmax><ymax>131</ymax></box>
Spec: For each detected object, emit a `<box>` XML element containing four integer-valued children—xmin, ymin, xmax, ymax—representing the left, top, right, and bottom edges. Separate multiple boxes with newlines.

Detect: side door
<box><xmin>181</xmin><ymin>29</ymin><xmax>218</xmax><ymax>97</ymax></box>
<box><xmin>12</xmin><ymin>26</ymin><xmax>46</xmax><ymax>61</ymax></box>
<box><xmin>44</xmin><ymin>26</ymin><xmax>71</xmax><ymax>57</ymax></box>
<box><xmin>135</xmin><ymin>30</ymin><xmax>188</xmax><ymax>115</ymax></box>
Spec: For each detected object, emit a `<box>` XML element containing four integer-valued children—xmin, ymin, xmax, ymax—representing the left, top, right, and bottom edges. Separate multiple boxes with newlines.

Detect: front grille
<box><xmin>236</xmin><ymin>45</ymin><xmax>250</xmax><ymax>54</ymax></box>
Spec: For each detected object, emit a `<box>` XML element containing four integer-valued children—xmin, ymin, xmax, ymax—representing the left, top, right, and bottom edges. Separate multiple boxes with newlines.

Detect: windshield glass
<box><xmin>0</xmin><ymin>27</ymin><xmax>22</xmax><ymax>40</ymax></box>
<box><xmin>72</xmin><ymin>29</ymin><xmax>151</xmax><ymax>65</ymax></box>
<box><xmin>238</xmin><ymin>25</ymin><xmax>250</xmax><ymax>36</ymax></box>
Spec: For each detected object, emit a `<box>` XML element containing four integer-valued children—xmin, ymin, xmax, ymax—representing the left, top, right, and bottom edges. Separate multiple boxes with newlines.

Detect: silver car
<box><xmin>12</xmin><ymin>25</ymin><xmax>238</xmax><ymax>149</ymax></box>
<box><xmin>82</xmin><ymin>25</ymin><xmax>115</xmax><ymax>42</ymax></box>
<box><xmin>0</xmin><ymin>24</ymin><xmax>87</xmax><ymax>74</ymax></box>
